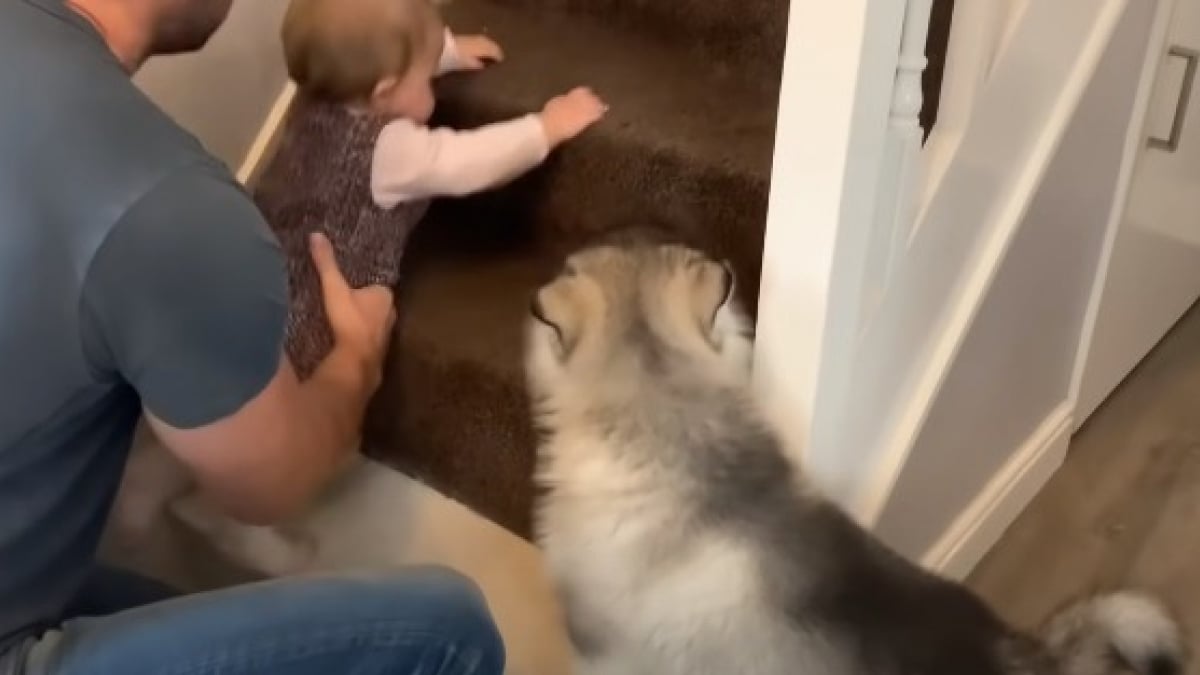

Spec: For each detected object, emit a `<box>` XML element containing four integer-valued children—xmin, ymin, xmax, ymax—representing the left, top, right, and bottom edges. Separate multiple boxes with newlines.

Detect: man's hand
<box><xmin>453</xmin><ymin>34</ymin><xmax>504</xmax><ymax>70</ymax></box>
<box><xmin>540</xmin><ymin>87</ymin><xmax>608</xmax><ymax>148</ymax></box>
<box><xmin>310</xmin><ymin>232</ymin><xmax>395</xmax><ymax>391</ymax></box>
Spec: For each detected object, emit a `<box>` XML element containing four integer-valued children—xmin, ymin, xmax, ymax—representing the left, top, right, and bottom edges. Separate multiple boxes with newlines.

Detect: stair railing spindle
<box><xmin>860</xmin><ymin>0</ymin><xmax>934</xmax><ymax>328</ymax></box>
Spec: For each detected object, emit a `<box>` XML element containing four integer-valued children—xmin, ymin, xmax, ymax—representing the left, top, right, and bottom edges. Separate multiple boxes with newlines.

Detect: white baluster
<box><xmin>894</xmin><ymin>0</ymin><xmax>933</xmax><ymax>133</ymax></box>
<box><xmin>860</xmin><ymin>0</ymin><xmax>934</xmax><ymax>328</ymax></box>
<box><xmin>890</xmin><ymin>0</ymin><xmax>934</xmax><ymax>240</ymax></box>
<box><xmin>922</xmin><ymin>1</ymin><xmax>1015</xmax><ymax>214</ymax></box>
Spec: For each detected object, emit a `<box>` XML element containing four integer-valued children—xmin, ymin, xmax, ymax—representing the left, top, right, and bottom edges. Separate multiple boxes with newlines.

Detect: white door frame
<box><xmin>753</xmin><ymin>0</ymin><xmax>907</xmax><ymax>509</ymax></box>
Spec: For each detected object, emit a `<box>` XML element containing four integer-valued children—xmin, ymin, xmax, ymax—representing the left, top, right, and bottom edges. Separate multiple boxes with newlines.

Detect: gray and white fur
<box><xmin>525</xmin><ymin>242</ymin><xmax>1185</xmax><ymax>675</ymax></box>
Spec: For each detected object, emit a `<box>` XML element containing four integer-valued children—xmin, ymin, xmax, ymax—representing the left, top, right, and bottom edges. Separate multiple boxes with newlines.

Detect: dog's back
<box><xmin>525</xmin><ymin>243</ymin><xmax>1183</xmax><ymax>675</ymax></box>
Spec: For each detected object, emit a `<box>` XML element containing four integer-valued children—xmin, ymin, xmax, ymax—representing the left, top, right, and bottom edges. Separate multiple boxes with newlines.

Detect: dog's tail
<box><xmin>1041</xmin><ymin>591</ymin><xmax>1184</xmax><ymax>675</ymax></box>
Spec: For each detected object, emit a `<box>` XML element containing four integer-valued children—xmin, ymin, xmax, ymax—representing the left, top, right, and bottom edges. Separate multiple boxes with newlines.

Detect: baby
<box><xmin>254</xmin><ymin>0</ymin><xmax>607</xmax><ymax>377</ymax></box>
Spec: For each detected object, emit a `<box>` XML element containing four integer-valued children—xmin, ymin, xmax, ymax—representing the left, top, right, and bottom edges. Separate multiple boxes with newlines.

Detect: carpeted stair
<box><xmin>264</xmin><ymin>0</ymin><xmax>955</xmax><ymax>537</ymax></box>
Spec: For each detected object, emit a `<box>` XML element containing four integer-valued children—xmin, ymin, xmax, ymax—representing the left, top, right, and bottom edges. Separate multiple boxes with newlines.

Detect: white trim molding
<box><xmin>754</xmin><ymin>0</ymin><xmax>906</xmax><ymax>486</ymax></box>
<box><xmin>922</xmin><ymin>402</ymin><xmax>1073</xmax><ymax>579</ymax></box>
<box><xmin>860</xmin><ymin>0</ymin><xmax>935</xmax><ymax>321</ymax></box>
<box><xmin>236</xmin><ymin>81</ymin><xmax>297</xmax><ymax>186</ymax></box>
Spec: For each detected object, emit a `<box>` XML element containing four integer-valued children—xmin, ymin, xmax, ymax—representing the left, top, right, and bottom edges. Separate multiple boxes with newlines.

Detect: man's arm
<box><xmin>371</xmin><ymin>87</ymin><xmax>608</xmax><ymax>207</ymax></box>
<box><xmin>148</xmin><ymin>234</ymin><xmax>394</xmax><ymax>524</ymax></box>
<box><xmin>83</xmin><ymin>169</ymin><xmax>392</xmax><ymax>524</ymax></box>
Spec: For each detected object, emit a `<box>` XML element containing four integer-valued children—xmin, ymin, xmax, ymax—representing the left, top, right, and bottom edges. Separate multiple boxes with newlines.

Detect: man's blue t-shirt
<box><xmin>0</xmin><ymin>0</ymin><xmax>288</xmax><ymax>648</ymax></box>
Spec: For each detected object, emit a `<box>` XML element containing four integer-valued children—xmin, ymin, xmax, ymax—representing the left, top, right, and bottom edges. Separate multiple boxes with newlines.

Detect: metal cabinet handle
<box><xmin>1149</xmin><ymin>46</ymin><xmax>1199</xmax><ymax>152</ymax></box>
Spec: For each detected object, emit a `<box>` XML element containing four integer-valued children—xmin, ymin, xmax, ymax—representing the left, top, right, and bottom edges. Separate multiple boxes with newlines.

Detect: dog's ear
<box><xmin>531</xmin><ymin>276</ymin><xmax>583</xmax><ymax>359</ymax></box>
<box><xmin>687</xmin><ymin>257</ymin><xmax>735</xmax><ymax>332</ymax></box>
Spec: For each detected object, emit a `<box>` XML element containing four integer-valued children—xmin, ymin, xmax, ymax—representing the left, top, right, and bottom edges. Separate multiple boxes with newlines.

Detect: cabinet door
<box><xmin>1077</xmin><ymin>0</ymin><xmax>1200</xmax><ymax>425</ymax></box>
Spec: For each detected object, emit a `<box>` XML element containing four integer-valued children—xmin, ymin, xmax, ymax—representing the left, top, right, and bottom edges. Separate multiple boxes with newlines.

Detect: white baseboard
<box><xmin>236</xmin><ymin>81</ymin><xmax>297</xmax><ymax>186</ymax></box>
<box><xmin>921</xmin><ymin>402</ymin><xmax>1073</xmax><ymax>580</ymax></box>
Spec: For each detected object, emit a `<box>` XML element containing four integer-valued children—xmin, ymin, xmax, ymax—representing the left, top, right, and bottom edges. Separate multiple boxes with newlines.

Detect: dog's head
<box><xmin>525</xmin><ymin>243</ymin><xmax>754</xmax><ymax>416</ymax></box>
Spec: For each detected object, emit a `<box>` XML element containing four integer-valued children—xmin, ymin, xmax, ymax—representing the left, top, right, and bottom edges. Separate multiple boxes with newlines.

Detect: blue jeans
<box><xmin>1</xmin><ymin>565</ymin><xmax>505</xmax><ymax>675</ymax></box>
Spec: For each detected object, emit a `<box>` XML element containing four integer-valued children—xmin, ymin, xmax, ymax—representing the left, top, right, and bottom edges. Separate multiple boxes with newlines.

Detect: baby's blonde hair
<box><xmin>283</xmin><ymin>0</ymin><xmax>443</xmax><ymax>103</ymax></box>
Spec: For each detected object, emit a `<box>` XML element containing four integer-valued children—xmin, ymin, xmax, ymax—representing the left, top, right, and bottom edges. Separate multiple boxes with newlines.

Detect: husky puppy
<box><xmin>525</xmin><ymin>242</ymin><xmax>1184</xmax><ymax>675</ymax></box>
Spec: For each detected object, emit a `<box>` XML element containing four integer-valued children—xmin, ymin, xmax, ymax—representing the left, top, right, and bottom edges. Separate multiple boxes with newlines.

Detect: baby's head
<box><xmin>283</xmin><ymin>0</ymin><xmax>445</xmax><ymax>122</ymax></box>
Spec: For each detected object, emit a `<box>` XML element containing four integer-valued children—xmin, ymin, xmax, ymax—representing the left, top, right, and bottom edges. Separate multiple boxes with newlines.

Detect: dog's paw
<box><xmin>170</xmin><ymin>492</ymin><xmax>225</xmax><ymax>536</ymax></box>
<box><xmin>107</xmin><ymin>489</ymin><xmax>169</xmax><ymax>546</ymax></box>
<box><xmin>240</xmin><ymin>524</ymin><xmax>319</xmax><ymax>577</ymax></box>
<box><xmin>108</xmin><ymin>438</ymin><xmax>194</xmax><ymax>543</ymax></box>
<box><xmin>171</xmin><ymin>493</ymin><xmax>318</xmax><ymax>577</ymax></box>
<box><xmin>575</xmin><ymin>656</ymin><xmax>630</xmax><ymax>675</ymax></box>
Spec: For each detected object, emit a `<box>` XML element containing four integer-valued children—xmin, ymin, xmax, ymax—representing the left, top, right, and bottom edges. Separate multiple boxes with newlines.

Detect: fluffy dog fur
<box><xmin>526</xmin><ymin>242</ymin><xmax>1185</xmax><ymax>675</ymax></box>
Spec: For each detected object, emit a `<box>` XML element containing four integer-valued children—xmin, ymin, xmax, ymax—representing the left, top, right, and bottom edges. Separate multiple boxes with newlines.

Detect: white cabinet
<box><xmin>1077</xmin><ymin>0</ymin><xmax>1200</xmax><ymax>425</ymax></box>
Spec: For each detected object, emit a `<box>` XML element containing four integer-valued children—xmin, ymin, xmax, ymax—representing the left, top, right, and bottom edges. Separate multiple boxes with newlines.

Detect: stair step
<box><xmin>436</xmin><ymin>0</ymin><xmax>777</xmax><ymax>301</ymax></box>
<box><xmin>478</xmin><ymin>0</ymin><xmax>788</xmax><ymax>76</ymax></box>
<box><xmin>347</xmin><ymin>0</ymin><xmax>784</xmax><ymax>537</ymax></box>
<box><xmin>362</xmin><ymin>221</ymin><xmax>555</xmax><ymax>537</ymax></box>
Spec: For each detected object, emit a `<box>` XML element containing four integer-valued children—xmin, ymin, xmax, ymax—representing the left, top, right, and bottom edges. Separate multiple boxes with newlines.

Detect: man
<box><xmin>0</xmin><ymin>0</ymin><xmax>505</xmax><ymax>672</ymax></box>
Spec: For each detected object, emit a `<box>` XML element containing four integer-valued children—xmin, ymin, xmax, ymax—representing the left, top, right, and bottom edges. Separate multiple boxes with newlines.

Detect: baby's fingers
<box><xmin>483</xmin><ymin>38</ymin><xmax>505</xmax><ymax>61</ymax></box>
<box><xmin>568</xmin><ymin>87</ymin><xmax>608</xmax><ymax>115</ymax></box>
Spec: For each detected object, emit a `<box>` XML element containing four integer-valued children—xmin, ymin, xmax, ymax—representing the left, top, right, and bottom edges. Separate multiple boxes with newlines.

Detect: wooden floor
<box><xmin>968</xmin><ymin>302</ymin><xmax>1200</xmax><ymax>647</ymax></box>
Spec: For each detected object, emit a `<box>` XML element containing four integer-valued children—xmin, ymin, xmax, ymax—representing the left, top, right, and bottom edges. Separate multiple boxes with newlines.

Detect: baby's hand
<box><xmin>540</xmin><ymin>87</ymin><xmax>608</xmax><ymax>147</ymax></box>
<box><xmin>454</xmin><ymin>34</ymin><xmax>504</xmax><ymax>70</ymax></box>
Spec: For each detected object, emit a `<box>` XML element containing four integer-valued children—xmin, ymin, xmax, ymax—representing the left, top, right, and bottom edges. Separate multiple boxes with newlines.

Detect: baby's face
<box><xmin>369</xmin><ymin>26</ymin><xmax>442</xmax><ymax>123</ymax></box>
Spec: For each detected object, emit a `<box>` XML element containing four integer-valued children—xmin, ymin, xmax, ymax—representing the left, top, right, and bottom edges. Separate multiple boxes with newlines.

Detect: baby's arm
<box><xmin>371</xmin><ymin>87</ymin><xmax>607</xmax><ymax>207</ymax></box>
<box><xmin>372</xmin><ymin>115</ymin><xmax>545</xmax><ymax>206</ymax></box>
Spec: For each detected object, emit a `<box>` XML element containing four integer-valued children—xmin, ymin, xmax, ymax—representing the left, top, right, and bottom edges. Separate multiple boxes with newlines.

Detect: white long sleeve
<box><xmin>438</xmin><ymin>30</ymin><xmax>466</xmax><ymax>75</ymax></box>
<box><xmin>370</xmin><ymin>115</ymin><xmax>549</xmax><ymax>207</ymax></box>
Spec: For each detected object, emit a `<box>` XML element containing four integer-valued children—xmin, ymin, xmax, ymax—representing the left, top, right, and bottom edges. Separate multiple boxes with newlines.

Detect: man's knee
<box><xmin>395</xmin><ymin>565</ymin><xmax>484</xmax><ymax>595</ymax></box>
<box><xmin>372</xmin><ymin>566</ymin><xmax>505</xmax><ymax>672</ymax></box>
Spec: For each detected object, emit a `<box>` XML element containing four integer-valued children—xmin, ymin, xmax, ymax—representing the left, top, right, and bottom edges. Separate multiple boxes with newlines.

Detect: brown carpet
<box><xmin>256</xmin><ymin>0</ymin><xmax>954</xmax><ymax>538</ymax></box>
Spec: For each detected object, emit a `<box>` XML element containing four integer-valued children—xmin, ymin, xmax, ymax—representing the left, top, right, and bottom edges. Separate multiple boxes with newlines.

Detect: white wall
<box><xmin>135</xmin><ymin>0</ymin><xmax>290</xmax><ymax>170</ymax></box>
<box><xmin>874</xmin><ymin>0</ymin><xmax>1160</xmax><ymax>561</ymax></box>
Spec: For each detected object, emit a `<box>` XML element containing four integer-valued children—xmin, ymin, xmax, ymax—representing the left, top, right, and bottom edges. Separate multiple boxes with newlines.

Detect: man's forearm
<box><xmin>286</xmin><ymin>345</ymin><xmax>376</xmax><ymax>497</ymax></box>
<box><xmin>249</xmin><ymin>233</ymin><xmax>394</xmax><ymax>522</ymax></box>
<box><xmin>147</xmin><ymin>345</ymin><xmax>378</xmax><ymax>526</ymax></box>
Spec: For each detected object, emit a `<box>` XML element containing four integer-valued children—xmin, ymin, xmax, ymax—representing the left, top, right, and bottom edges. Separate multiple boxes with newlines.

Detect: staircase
<box><xmin>260</xmin><ymin>0</ymin><xmax>953</xmax><ymax>537</ymax></box>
